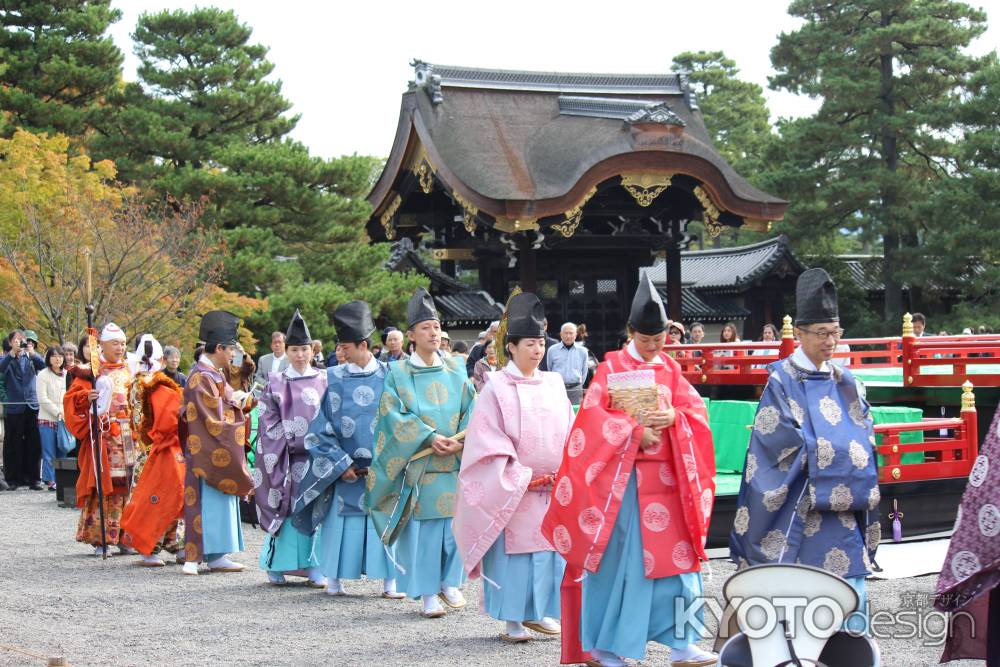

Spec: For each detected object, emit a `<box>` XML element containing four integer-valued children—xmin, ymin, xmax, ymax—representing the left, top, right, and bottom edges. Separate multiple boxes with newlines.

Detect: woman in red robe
<box><xmin>542</xmin><ymin>275</ymin><xmax>717</xmax><ymax>667</ymax></box>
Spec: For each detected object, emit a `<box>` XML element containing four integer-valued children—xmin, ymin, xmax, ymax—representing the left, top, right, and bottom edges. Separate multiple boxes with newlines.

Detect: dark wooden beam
<box><xmin>666</xmin><ymin>218</ymin><xmax>683</xmax><ymax>321</ymax></box>
<box><xmin>519</xmin><ymin>240</ymin><xmax>537</xmax><ymax>292</ymax></box>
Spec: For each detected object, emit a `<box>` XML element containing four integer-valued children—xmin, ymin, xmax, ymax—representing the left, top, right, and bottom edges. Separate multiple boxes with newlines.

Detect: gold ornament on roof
<box><xmin>552</xmin><ymin>186</ymin><xmax>598</xmax><ymax>238</ymax></box>
<box><xmin>453</xmin><ymin>191</ymin><xmax>478</xmax><ymax>233</ymax></box>
<box><xmin>380</xmin><ymin>194</ymin><xmax>402</xmax><ymax>240</ymax></box>
<box><xmin>407</xmin><ymin>146</ymin><xmax>435</xmax><ymax>194</ymax></box>
<box><xmin>693</xmin><ymin>185</ymin><xmax>724</xmax><ymax>238</ymax></box>
<box><xmin>620</xmin><ymin>173</ymin><xmax>673</xmax><ymax>207</ymax></box>
<box><xmin>493</xmin><ymin>217</ymin><xmax>539</xmax><ymax>233</ymax></box>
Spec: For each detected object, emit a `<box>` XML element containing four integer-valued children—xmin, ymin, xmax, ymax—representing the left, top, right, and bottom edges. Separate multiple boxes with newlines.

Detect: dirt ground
<box><xmin>0</xmin><ymin>489</ymin><xmax>982</xmax><ymax>666</ymax></box>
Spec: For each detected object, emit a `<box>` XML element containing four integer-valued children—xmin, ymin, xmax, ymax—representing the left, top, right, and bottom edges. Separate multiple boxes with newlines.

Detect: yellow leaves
<box><xmin>0</xmin><ymin>130</ymin><xmax>123</xmax><ymax>239</ymax></box>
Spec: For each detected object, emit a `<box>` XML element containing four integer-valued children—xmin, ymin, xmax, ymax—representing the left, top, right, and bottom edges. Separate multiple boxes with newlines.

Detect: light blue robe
<box><xmin>581</xmin><ymin>474</ymin><xmax>702</xmax><ymax>659</ymax></box>
<box><xmin>200</xmin><ymin>479</ymin><xmax>244</xmax><ymax>560</ymax></box>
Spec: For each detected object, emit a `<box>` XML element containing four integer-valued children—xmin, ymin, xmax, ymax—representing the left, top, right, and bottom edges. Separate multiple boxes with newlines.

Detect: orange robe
<box><xmin>121</xmin><ymin>373</ymin><xmax>185</xmax><ymax>555</ymax></box>
<box><xmin>65</xmin><ymin>365</ymin><xmax>131</xmax><ymax>546</ymax></box>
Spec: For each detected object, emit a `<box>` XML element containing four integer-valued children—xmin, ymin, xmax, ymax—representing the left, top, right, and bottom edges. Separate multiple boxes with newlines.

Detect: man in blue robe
<box><xmin>730</xmin><ymin>268</ymin><xmax>880</xmax><ymax>631</ymax></box>
<box><xmin>291</xmin><ymin>300</ymin><xmax>403</xmax><ymax>599</ymax></box>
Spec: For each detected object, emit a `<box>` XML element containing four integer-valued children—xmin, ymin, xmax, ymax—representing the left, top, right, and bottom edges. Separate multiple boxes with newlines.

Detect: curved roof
<box><xmin>644</xmin><ymin>235</ymin><xmax>804</xmax><ymax>292</ymax></box>
<box><xmin>369</xmin><ymin>62</ymin><xmax>787</xmax><ymax>227</ymax></box>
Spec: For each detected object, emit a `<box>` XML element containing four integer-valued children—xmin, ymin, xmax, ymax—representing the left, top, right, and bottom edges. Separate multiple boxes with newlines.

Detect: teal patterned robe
<box><xmin>365</xmin><ymin>354</ymin><xmax>475</xmax><ymax>545</ymax></box>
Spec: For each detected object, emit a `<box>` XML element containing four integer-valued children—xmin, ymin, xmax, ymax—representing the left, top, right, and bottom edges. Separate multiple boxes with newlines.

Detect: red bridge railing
<box><xmin>873</xmin><ymin>382</ymin><xmax>979</xmax><ymax>483</ymax></box>
<box><xmin>669</xmin><ymin>314</ymin><xmax>1000</xmax><ymax>388</ymax></box>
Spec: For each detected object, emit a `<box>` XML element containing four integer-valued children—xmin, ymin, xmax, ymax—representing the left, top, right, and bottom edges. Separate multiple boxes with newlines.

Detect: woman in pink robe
<box><xmin>454</xmin><ymin>292</ymin><xmax>574</xmax><ymax>643</ymax></box>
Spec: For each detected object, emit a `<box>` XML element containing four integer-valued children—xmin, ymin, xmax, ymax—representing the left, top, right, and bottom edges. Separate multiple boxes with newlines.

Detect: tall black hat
<box><xmin>506</xmin><ymin>293</ymin><xmax>546</xmax><ymax>338</ymax></box>
<box><xmin>333</xmin><ymin>300</ymin><xmax>376</xmax><ymax>343</ymax></box>
<box><xmin>406</xmin><ymin>287</ymin><xmax>439</xmax><ymax>328</ymax></box>
<box><xmin>285</xmin><ymin>309</ymin><xmax>312</xmax><ymax>346</ymax></box>
<box><xmin>628</xmin><ymin>273</ymin><xmax>669</xmax><ymax>335</ymax></box>
<box><xmin>795</xmin><ymin>268</ymin><xmax>839</xmax><ymax>325</ymax></box>
<box><xmin>199</xmin><ymin>311</ymin><xmax>241</xmax><ymax>347</ymax></box>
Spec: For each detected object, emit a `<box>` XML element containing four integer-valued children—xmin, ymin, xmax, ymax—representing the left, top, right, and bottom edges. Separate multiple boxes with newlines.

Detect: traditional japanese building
<box><xmin>644</xmin><ymin>235</ymin><xmax>805</xmax><ymax>339</ymax></box>
<box><xmin>367</xmin><ymin>61</ymin><xmax>787</xmax><ymax>354</ymax></box>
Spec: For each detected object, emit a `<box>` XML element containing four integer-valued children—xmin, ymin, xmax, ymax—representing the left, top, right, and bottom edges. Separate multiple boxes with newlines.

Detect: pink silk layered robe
<box><xmin>454</xmin><ymin>367</ymin><xmax>574</xmax><ymax>579</ymax></box>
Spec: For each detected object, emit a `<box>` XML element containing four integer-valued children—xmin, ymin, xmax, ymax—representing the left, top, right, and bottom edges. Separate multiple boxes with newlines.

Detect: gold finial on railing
<box><xmin>902</xmin><ymin>312</ymin><xmax>914</xmax><ymax>338</ymax></box>
<box><xmin>961</xmin><ymin>381</ymin><xmax>975</xmax><ymax>412</ymax></box>
<box><xmin>781</xmin><ymin>315</ymin><xmax>793</xmax><ymax>339</ymax></box>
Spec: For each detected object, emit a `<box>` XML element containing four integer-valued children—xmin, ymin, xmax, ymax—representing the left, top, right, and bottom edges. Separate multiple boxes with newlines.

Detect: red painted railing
<box><xmin>668</xmin><ymin>315</ymin><xmax>1000</xmax><ymax>388</ymax></box>
<box><xmin>874</xmin><ymin>400</ymin><xmax>978</xmax><ymax>483</ymax></box>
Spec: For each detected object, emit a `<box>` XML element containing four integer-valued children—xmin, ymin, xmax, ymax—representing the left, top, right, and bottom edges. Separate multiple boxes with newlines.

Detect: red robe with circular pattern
<box><xmin>541</xmin><ymin>347</ymin><xmax>716</xmax><ymax>664</ymax></box>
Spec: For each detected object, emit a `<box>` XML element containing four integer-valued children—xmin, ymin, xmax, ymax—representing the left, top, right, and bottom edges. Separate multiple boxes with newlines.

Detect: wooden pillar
<box><xmin>666</xmin><ymin>218</ymin><xmax>683</xmax><ymax>321</ymax></box>
<box><xmin>519</xmin><ymin>237</ymin><xmax>537</xmax><ymax>292</ymax></box>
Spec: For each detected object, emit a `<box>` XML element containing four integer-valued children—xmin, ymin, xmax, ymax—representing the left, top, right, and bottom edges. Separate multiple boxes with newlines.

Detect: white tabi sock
<box><xmin>306</xmin><ymin>567</ymin><xmax>326</xmax><ymax>585</ymax></box>
<box><xmin>590</xmin><ymin>649</ymin><xmax>626</xmax><ymax>667</ymax></box>
<box><xmin>206</xmin><ymin>556</ymin><xmax>244</xmax><ymax>571</ymax></box>
<box><xmin>141</xmin><ymin>554</ymin><xmax>165</xmax><ymax>566</ymax></box>
<box><xmin>422</xmin><ymin>594</ymin><xmax>444</xmax><ymax>614</ymax></box>
<box><xmin>671</xmin><ymin>643</ymin><xmax>716</xmax><ymax>662</ymax></box>
<box><xmin>505</xmin><ymin>621</ymin><xmax>530</xmax><ymax>639</ymax></box>
<box><xmin>181</xmin><ymin>561</ymin><xmax>199</xmax><ymax>576</ymax></box>
<box><xmin>383</xmin><ymin>578</ymin><xmax>398</xmax><ymax>594</ymax></box>
<box><xmin>325</xmin><ymin>579</ymin><xmax>345</xmax><ymax>596</ymax></box>
<box><xmin>439</xmin><ymin>585</ymin><xmax>465</xmax><ymax>606</ymax></box>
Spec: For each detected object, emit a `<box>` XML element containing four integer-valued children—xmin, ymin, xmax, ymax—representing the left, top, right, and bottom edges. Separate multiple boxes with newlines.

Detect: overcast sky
<box><xmin>108</xmin><ymin>0</ymin><xmax>1000</xmax><ymax>160</ymax></box>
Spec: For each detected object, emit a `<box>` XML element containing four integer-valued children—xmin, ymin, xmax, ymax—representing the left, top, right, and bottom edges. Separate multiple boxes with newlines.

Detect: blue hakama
<box><xmin>200</xmin><ymin>479</ymin><xmax>244</xmax><ymax>560</ymax></box>
<box><xmin>481</xmin><ymin>531</ymin><xmax>564</xmax><ymax>622</ymax></box>
<box><xmin>319</xmin><ymin>503</ymin><xmax>395</xmax><ymax>580</ymax></box>
<box><xmin>259</xmin><ymin>521</ymin><xmax>319</xmax><ymax>572</ymax></box>
<box><xmin>581</xmin><ymin>475</ymin><xmax>703</xmax><ymax>660</ymax></box>
<box><xmin>395</xmin><ymin>517</ymin><xmax>464</xmax><ymax>598</ymax></box>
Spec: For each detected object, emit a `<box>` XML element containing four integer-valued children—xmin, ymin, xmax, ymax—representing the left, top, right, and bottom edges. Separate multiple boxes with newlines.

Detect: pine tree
<box><xmin>0</xmin><ymin>0</ymin><xmax>123</xmax><ymax>138</ymax></box>
<box><xmin>767</xmin><ymin>0</ymin><xmax>989</xmax><ymax>325</ymax></box>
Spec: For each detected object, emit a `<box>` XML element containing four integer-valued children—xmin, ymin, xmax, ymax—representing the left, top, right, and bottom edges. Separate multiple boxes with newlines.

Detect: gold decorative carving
<box><xmin>961</xmin><ymin>381</ymin><xmax>976</xmax><ymax>412</ymax></box>
<box><xmin>493</xmin><ymin>217</ymin><xmax>539</xmax><ymax>233</ymax></box>
<box><xmin>620</xmin><ymin>173</ymin><xmax>673</xmax><ymax>207</ymax></box>
<box><xmin>891</xmin><ymin>467</ymin><xmax>901</xmax><ymax>480</ymax></box>
<box><xmin>407</xmin><ymin>146</ymin><xmax>435</xmax><ymax>194</ymax></box>
<box><xmin>693</xmin><ymin>185</ymin><xmax>724</xmax><ymax>238</ymax></box>
<box><xmin>431</xmin><ymin>248</ymin><xmax>475</xmax><ymax>261</ymax></box>
<box><xmin>452</xmin><ymin>192</ymin><xmax>478</xmax><ymax>233</ymax></box>
<box><xmin>551</xmin><ymin>186</ymin><xmax>598</xmax><ymax>238</ymax></box>
<box><xmin>379</xmin><ymin>194</ymin><xmax>402</xmax><ymax>240</ymax></box>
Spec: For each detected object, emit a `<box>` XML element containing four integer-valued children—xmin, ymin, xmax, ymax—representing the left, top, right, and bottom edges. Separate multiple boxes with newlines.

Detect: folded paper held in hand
<box><xmin>607</xmin><ymin>369</ymin><xmax>661</xmax><ymax>424</ymax></box>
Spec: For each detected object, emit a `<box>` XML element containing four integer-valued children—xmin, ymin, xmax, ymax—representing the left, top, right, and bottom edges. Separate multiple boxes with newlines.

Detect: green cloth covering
<box><xmin>708</xmin><ymin>400</ymin><xmax>756</xmax><ymax>473</ymax></box>
<box><xmin>704</xmin><ymin>400</ymin><xmax>925</xmax><ymax>474</ymax></box>
<box><xmin>869</xmin><ymin>405</ymin><xmax>925</xmax><ymax>465</ymax></box>
<box><xmin>715</xmin><ymin>472</ymin><xmax>743</xmax><ymax>496</ymax></box>
<box><xmin>247</xmin><ymin>407</ymin><xmax>258</xmax><ymax>466</ymax></box>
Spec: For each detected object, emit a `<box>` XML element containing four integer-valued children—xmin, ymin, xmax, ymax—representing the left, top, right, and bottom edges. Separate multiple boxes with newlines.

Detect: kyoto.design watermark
<box><xmin>672</xmin><ymin>592</ymin><xmax>979</xmax><ymax>646</ymax></box>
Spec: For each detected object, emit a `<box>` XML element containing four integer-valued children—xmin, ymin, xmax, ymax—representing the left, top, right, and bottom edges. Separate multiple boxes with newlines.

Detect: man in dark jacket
<box><xmin>0</xmin><ymin>330</ymin><xmax>45</xmax><ymax>490</ymax></box>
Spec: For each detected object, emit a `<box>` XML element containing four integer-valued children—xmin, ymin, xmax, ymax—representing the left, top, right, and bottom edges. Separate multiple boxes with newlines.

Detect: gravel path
<box><xmin>0</xmin><ymin>490</ymin><xmax>981</xmax><ymax>666</ymax></box>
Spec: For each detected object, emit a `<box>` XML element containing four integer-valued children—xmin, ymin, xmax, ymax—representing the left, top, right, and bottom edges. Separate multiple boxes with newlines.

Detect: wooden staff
<box><xmin>83</xmin><ymin>249</ymin><xmax>108</xmax><ymax>559</ymax></box>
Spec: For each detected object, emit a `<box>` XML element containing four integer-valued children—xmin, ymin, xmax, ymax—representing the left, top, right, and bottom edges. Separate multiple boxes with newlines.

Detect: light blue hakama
<box><xmin>200</xmin><ymin>479</ymin><xmax>244</xmax><ymax>560</ymax></box>
<box><xmin>581</xmin><ymin>475</ymin><xmax>703</xmax><ymax>660</ymax></box>
<box><xmin>319</xmin><ymin>503</ymin><xmax>395</xmax><ymax>580</ymax></box>
<box><xmin>259</xmin><ymin>521</ymin><xmax>319</xmax><ymax>572</ymax></box>
<box><xmin>394</xmin><ymin>517</ymin><xmax>464</xmax><ymax>598</ymax></box>
<box><xmin>481</xmin><ymin>532</ymin><xmax>564</xmax><ymax>622</ymax></box>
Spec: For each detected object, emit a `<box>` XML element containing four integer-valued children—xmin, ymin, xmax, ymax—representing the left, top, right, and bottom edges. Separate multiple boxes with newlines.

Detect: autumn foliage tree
<box><xmin>0</xmin><ymin>130</ymin><xmax>264</xmax><ymax>350</ymax></box>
